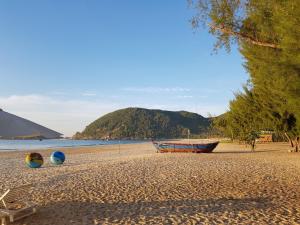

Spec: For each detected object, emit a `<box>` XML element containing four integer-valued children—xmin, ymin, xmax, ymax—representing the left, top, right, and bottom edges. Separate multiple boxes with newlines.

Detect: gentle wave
<box><xmin>0</xmin><ymin>139</ymin><xmax>145</xmax><ymax>151</ymax></box>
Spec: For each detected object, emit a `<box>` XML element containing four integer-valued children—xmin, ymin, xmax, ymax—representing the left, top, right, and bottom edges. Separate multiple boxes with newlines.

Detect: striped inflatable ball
<box><xmin>50</xmin><ymin>151</ymin><xmax>65</xmax><ymax>165</ymax></box>
<box><xmin>25</xmin><ymin>153</ymin><xmax>44</xmax><ymax>168</ymax></box>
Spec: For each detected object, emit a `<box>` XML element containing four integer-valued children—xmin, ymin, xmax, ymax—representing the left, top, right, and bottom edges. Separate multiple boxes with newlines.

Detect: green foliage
<box><xmin>246</xmin><ymin>131</ymin><xmax>260</xmax><ymax>142</ymax></box>
<box><xmin>227</xmin><ymin>87</ymin><xmax>262</xmax><ymax>142</ymax></box>
<box><xmin>240</xmin><ymin>0</ymin><xmax>300</xmax><ymax>141</ymax></box>
<box><xmin>74</xmin><ymin>108</ymin><xmax>211</xmax><ymax>139</ymax></box>
<box><xmin>189</xmin><ymin>0</ymin><xmax>279</xmax><ymax>51</ymax></box>
<box><xmin>192</xmin><ymin>0</ymin><xmax>300</xmax><ymax>150</ymax></box>
<box><xmin>189</xmin><ymin>0</ymin><xmax>246</xmax><ymax>51</ymax></box>
<box><xmin>211</xmin><ymin>112</ymin><xmax>232</xmax><ymax>138</ymax></box>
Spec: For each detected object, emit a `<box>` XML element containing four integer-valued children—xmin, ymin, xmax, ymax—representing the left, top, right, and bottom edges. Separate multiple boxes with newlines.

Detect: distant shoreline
<box><xmin>0</xmin><ymin>139</ymin><xmax>147</xmax><ymax>151</ymax></box>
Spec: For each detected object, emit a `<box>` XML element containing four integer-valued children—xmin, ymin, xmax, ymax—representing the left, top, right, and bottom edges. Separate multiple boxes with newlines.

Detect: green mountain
<box><xmin>73</xmin><ymin>107</ymin><xmax>211</xmax><ymax>139</ymax></box>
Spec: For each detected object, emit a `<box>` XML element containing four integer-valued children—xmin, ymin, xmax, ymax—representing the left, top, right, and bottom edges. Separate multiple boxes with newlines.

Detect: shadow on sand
<box><xmin>214</xmin><ymin>149</ymin><xmax>280</xmax><ymax>154</ymax></box>
<box><xmin>26</xmin><ymin>197</ymin><xmax>273</xmax><ymax>224</ymax></box>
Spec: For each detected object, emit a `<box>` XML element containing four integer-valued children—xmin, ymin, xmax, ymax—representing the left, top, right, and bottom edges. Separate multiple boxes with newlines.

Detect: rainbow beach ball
<box><xmin>25</xmin><ymin>153</ymin><xmax>44</xmax><ymax>168</ymax></box>
<box><xmin>50</xmin><ymin>151</ymin><xmax>65</xmax><ymax>165</ymax></box>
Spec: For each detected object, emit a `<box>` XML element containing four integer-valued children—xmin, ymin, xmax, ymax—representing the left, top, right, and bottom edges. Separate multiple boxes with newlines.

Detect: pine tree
<box><xmin>191</xmin><ymin>0</ymin><xmax>300</xmax><ymax>151</ymax></box>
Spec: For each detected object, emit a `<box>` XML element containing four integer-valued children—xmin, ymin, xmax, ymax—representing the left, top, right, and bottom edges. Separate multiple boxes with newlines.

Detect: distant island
<box><xmin>0</xmin><ymin>109</ymin><xmax>62</xmax><ymax>140</ymax></box>
<box><xmin>73</xmin><ymin>107</ymin><xmax>213</xmax><ymax>140</ymax></box>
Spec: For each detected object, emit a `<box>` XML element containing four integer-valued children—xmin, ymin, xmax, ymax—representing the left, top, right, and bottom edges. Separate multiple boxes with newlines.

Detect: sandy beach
<box><xmin>1</xmin><ymin>142</ymin><xmax>300</xmax><ymax>224</ymax></box>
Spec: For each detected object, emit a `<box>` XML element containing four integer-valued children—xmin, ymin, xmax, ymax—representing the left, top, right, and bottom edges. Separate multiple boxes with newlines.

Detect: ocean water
<box><xmin>0</xmin><ymin>139</ymin><xmax>145</xmax><ymax>151</ymax></box>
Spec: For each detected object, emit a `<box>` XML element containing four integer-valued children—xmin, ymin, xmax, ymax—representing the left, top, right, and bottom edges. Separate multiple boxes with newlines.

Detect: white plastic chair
<box><xmin>0</xmin><ymin>184</ymin><xmax>37</xmax><ymax>225</ymax></box>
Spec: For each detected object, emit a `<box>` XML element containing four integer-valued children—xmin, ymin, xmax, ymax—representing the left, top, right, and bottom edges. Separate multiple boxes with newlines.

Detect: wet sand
<box><xmin>1</xmin><ymin>142</ymin><xmax>300</xmax><ymax>224</ymax></box>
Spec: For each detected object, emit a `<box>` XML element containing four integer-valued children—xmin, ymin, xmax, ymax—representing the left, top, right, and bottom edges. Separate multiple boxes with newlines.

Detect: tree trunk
<box><xmin>295</xmin><ymin>137</ymin><xmax>299</xmax><ymax>152</ymax></box>
<box><xmin>284</xmin><ymin>132</ymin><xmax>294</xmax><ymax>148</ymax></box>
<box><xmin>251</xmin><ymin>140</ymin><xmax>256</xmax><ymax>152</ymax></box>
<box><xmin>208</xmin><ymin>23</ymin><xmax>280</xmax><ymax>49</ymax></box>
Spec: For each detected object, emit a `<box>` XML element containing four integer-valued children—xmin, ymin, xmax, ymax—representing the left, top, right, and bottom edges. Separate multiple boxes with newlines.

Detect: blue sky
<box><xmin>0</xmin><ymin>0</ymin><xmax>248</xmax><ymax>136</ymax></box>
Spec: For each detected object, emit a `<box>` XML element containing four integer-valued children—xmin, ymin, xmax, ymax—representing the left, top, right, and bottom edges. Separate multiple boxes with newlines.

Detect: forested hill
<box><xmin>73</xmin><ymin>108</ymin><xmax>211</xmax><ymax>139</ymax></box>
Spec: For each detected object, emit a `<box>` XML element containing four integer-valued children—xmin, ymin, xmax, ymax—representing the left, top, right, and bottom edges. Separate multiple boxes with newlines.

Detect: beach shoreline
<box><xmin>0</xmin><ymin>139</ymin><xmax>147</xmax><ymax>152</ymax></box>
<box><xmin>1</xmin><ymin>142</ymin><xmax>300</xmax><ymax>224</ymax></box>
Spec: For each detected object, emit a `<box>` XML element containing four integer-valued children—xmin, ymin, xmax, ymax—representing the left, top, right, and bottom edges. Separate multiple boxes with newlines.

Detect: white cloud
<box><xmin>82</xmin><ymin>91</ymin><xmax>97</xmax><ymax>97</ymax></box>
<box><xmin>122</xmin><ymin>87</ymin><xmax>191</xmax><ymax>93</ymax></box>
<box><xmin>197</xmin><ymin>88</ymin><xmax>221</xmax><ymax>94</ymax></box>
<box><xmin>50</xmin><ymin>91</ymin><xmax>68</xmax><ymax>96</ymax></box>
<box><xmin>176</xmin><ymin>95</ymin><xmax>193</xmax><ymax>99</ymax></box>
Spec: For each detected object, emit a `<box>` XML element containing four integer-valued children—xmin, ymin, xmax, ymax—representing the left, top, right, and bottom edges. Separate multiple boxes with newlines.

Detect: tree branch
<box><xmin>209</xmin><ymin>23</ymin><xmax>280</xmax><ymax>49</ymax></box>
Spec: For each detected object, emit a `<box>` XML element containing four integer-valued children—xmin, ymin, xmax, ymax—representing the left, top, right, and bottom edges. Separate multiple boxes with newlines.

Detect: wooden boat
<box><xmin>152</xmin><ymin>141</ymin><xmax>219</xmax><ymax>153</ymax></box>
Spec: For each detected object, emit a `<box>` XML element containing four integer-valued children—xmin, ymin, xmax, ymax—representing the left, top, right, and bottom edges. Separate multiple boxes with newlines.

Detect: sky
<box><xmin>0</xmin><ymin>0</ymin><xmax>248</xmax><ymax>136</ymax></box>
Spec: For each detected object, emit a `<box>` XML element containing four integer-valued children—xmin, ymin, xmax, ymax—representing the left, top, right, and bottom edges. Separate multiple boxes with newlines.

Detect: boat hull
<box><xmin>153</xmin><ymin>142</ymin><xmax>219</xmax><ymax>153</ymax></box>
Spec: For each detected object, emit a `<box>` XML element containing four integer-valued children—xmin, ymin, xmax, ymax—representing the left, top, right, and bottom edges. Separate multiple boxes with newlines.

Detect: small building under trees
<box><xmin>256</xmin><ymin>134</ymin><xmax>273</xmax><ymax>143</ymax></box>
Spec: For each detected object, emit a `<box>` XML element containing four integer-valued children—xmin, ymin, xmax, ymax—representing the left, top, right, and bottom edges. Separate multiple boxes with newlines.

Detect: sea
<box><xmin>0</xmin><ymin>139</ymin><xmax>145</xmax><ymax>151</ymax></box>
